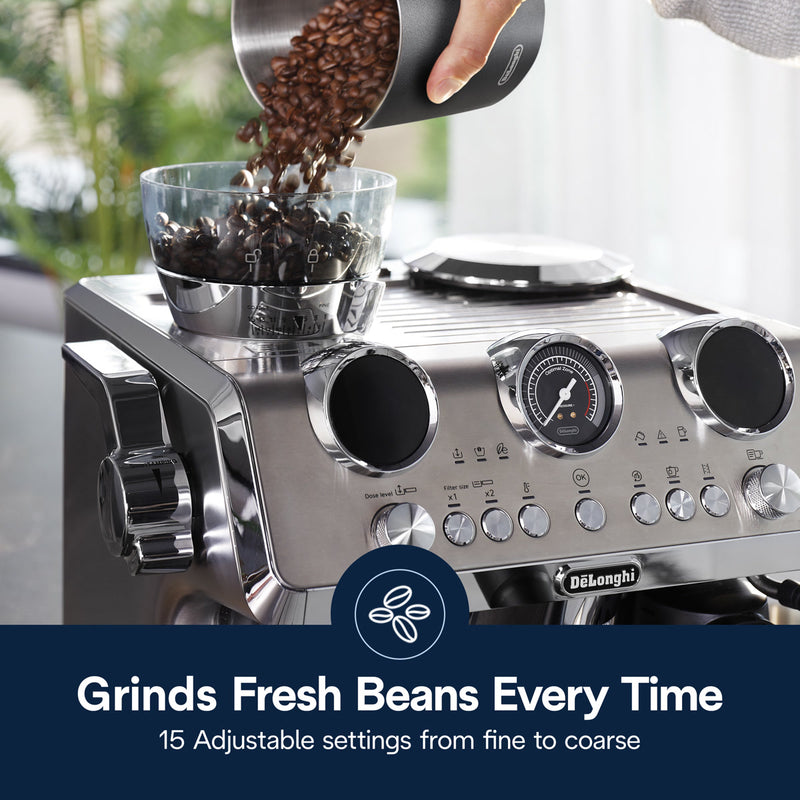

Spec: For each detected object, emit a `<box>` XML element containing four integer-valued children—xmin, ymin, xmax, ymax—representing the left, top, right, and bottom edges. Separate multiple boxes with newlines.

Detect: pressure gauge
<box><xmin>489</xmin><ymin>332</ymin><xmax>624</xmax><ymax>456</ymax></box>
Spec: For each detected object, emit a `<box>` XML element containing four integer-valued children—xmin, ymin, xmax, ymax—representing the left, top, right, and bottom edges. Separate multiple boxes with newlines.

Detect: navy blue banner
<box><xmin>4</xmin><ymin>548</ymin><xmax>798</xmax><ymax>796</ymax></box>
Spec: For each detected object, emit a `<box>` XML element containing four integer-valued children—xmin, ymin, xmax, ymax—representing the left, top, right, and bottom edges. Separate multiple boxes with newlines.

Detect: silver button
<box><xmin>518</xmin><ymin>504</ymin><xmax>551</xmax><ymax>538</ymax></box>
<box><xmin>481</xmin><ymin>508</ymin><xmax>514</xmax><ymax>542</ymax></box>
<box><xmin>575</xmin><ymin>497</ymin><xmax>606</xmax><ymax>531</ymax></box>
<box><xmin>630</xmin><ymin>492</ymin><xmax>661</xmax><ymax>525</ymax></box>
<box><xmin>443</xmin><ymin>512</ymin><xmax>476</xmax><ymax>546</ymax></box>
<box><xmin>666</xmin><ymin>488</ymin><xmax>696</xmax><ymax>521</ymax></box>
<box><xmin>700</xmin><ymin>484</ymin><xmax>731</xmax><ymax>517</ymax></box>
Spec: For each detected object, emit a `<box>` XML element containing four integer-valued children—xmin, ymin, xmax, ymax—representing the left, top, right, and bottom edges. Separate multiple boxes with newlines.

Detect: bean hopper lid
<box><xmin>404</xmin><ymin>233</ymin><xmax>633</xmax><ymax>293</ymax></box>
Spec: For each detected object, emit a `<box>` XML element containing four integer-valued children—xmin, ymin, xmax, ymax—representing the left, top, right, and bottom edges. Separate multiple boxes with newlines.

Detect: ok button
<box><xmin>575</xmin><ymin>497</ymin><xmax>606</xmax><ymax>531</ymax></box>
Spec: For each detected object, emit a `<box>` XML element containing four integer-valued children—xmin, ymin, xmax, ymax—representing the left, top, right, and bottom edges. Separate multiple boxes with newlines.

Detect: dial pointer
<box><xmin>543</xmin><ymin>377</ymin><xmax>576</xmax><ymax>426</ymax></box>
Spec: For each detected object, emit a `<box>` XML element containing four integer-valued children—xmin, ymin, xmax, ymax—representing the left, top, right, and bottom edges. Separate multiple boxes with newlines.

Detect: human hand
<box><xmin>427</xmin><ymin>0</ymin><xmax>527</xmax><ymax>104</ymax></box>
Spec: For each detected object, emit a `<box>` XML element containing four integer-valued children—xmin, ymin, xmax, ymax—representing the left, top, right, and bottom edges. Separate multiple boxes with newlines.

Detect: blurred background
<box><xmin>1</xmin><ymin>0</ymin><xmax>799</xmax><ymax>622</ymax></box>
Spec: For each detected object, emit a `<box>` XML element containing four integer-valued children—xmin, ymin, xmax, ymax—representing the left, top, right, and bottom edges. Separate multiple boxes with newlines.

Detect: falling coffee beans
<box><xmin>239</xmin><ymin>0</ymin><xmax>400</xmax><ymax>193</ymax></box>
<box><xmin>147</xmin><ymin>0</ymin><xmax>399</xmax><ymax>286</ymax></box>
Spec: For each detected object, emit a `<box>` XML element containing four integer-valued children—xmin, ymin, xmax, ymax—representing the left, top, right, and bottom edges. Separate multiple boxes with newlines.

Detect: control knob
<box><xmin>742</xmin><ymin>464</ymin><xmax>800</xmax><ymax>520</ymax></box>
<box><xmin>63</xmin><ymin>340</ymin><xmax>194</xmax><ymax>574</ymax></box>
<box><xmin>98</xmin><ymin>450</ymin><xmax>193</xmax><ymax>574</ymax></box>
<box><xmin>372</xmin><ymin>503</ymin><xmax>436</xmax><ymax>549</ymax></box>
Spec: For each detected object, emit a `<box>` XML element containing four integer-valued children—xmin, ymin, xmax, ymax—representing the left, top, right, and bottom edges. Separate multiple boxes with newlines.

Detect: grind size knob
<box><xmin>63</xmin><ymin>340</ymin><xmax>194</xmax><ymax>574</ymax></box>
<box><xmin>372</xmin><ymin>503</ymin><xmax>436</xmax><ymax>549</ymax></box>
<box><xmin>99</xmin><ymin>451</ymin><xmax>193</xmax><ymax>574</ymax></box>
<box><xmin>743</xmin><ymin>464</ymin><xmax>800</xmax><ymax>520</ymax></box>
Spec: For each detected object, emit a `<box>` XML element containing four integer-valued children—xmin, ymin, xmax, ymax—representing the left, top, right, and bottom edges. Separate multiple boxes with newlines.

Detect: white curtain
<box><xmin>447</xmin><ymin>0</ymin><xmax>800</xmax><ymax>325</ymax></box>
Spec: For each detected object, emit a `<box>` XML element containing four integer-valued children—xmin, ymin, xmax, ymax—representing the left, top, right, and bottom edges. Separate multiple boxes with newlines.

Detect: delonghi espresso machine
<box><xmin>62</xmin><ymin>225</ymin><xmax>800</xmax><ymax>625</ymax></box>
<box><xmin>61</xmin><ymin>0</ymin><xmax>800</xmax><ymax>625</ymax></box>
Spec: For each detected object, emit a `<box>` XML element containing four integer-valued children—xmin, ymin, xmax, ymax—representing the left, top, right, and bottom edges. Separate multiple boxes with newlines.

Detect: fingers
<box><xmin>427</xmin><ymin>0</ymin><xmax>526</xmax><ymax>104</ymax></box>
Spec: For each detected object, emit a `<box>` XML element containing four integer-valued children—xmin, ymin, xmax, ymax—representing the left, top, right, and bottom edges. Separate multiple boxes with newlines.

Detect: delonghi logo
<box><xmin>498</xmin><ymin>44</ymin><xmax>524</xmax><ymax>86</ymax></box>
<box><xmin>557</xmin><ymin>563</ymin><xmax>642</xmax><ymax>596</ymax></box>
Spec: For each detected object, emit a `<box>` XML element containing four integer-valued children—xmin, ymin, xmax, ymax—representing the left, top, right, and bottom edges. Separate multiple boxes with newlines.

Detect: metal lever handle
<box><xmin>62</xmin><ymin>340</ymin><xmax>193</xmax><ymax>575</ymax></box>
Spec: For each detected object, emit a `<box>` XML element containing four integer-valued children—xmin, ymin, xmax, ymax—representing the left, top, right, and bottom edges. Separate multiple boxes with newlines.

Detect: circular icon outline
<box><xmin>353</xmin><ymin>568</ymin><xmax>446</xmax><ymax>661</ymax></box>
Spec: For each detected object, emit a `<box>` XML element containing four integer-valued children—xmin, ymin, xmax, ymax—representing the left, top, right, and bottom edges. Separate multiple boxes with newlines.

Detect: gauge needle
<box><xmin>543</xmin><ymin>378</ymin><xmax>576</xmax><ymax>426</ymax></box>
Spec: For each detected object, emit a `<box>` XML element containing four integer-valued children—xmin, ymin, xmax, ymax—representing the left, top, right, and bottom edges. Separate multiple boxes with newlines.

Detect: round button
<box><xmin>700</xmin><ymin>484</ymin><xmax>731</xmax><ymax>518</ymax></box>
<box><xmin>443</xmin><ymin>512</ymin><xmax>476</xmax><ymax>546</ymax></box>
<box><xmin>518</xmin><ymin>504</ymin><xmax>551</xmax><ymax>538</ymax></box>
<box><xmin>481</xmin><ymin>508</ymin><xmax>514</xmax><ymax>542</ymax></box>
<box><xmin>666</xmin><ymin>488</ymin><xmax>696</xmax><ymax>521</ymax></box>
<box><xmin>575</xmin><ymin>497</ymin><xmax>606</xmax><ymax>531</ymax></box>
<box><xmin>630</xmin><ymin>492</ymin><xmax>661</xmax><ymax>525</ymax></box>
<box><xmin>372</xmin><ymin>503</ymin><xmax>436</xmax><ymax>549</ymax></box>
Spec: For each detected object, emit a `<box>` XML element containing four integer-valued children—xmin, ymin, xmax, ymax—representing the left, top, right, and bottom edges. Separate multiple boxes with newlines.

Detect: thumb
<box><xmin>427</xmin><ymin>0</ymin><xmax>526</xmax><ymax>104</ymax></box>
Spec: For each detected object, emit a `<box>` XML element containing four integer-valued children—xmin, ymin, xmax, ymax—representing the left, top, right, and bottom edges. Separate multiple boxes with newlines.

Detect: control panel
<box><xmin>265</xmin><ymin>298</ymin><xmax>800</xmax><ymax>602</ymax></box>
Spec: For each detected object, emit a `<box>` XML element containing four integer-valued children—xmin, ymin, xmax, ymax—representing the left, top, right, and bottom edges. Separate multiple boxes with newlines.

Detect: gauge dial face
<box><xmin>518</xmin><ymin>341</ymin><xmax>618</xmax><ymax>451</ymax></box>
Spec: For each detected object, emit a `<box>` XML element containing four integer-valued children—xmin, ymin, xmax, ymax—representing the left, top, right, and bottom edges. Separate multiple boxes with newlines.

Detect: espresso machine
<box><xmin>61</xmin><ymin>0</ymin><xmax>800</xmax><ymax>625</ymax></box>
<box><xmin>62</xmin><ymin>224</ymin><xmax>800</xmax><ymax>625</ymax></box>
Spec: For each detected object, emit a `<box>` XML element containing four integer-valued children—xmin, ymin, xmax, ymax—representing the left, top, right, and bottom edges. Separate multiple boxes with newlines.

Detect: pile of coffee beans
<box><xmin>147</xmin><ymin>0</ymin><xmax>399</xmax><ymax>286</ymax></box>
<box><xmin>148</xmin><ymin>194</ymin><xmax>384</xmax><ymax>285</ymax></box>
<box><xmin>238</xmin><ymin>0</ymin><xmax>400</xmax><ymax>193</ymax></box>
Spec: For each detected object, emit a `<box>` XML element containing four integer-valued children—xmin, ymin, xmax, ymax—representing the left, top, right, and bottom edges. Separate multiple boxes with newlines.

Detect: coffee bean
<box><xmin>230</xmin><ymin>169</ymin><xmax>255</xmax><ymax>188</ymax></box>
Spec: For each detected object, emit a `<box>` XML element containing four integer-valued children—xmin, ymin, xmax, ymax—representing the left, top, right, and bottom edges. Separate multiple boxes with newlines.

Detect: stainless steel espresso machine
<box><xmin>61</xmin><ymin>0</ymin><xmax>800</xmax><ymax>625</ymax></box>
<box><xmin>62</xmin><ymin>227</ymin><xmax>800</xmax><ymax>625</ymax></box>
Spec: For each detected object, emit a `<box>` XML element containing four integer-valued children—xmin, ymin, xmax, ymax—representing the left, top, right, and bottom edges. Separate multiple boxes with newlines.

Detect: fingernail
<box><xmin>430</xmin><ymin>77</ymin><xmax>464</xmax><ymax>104</ymax></box>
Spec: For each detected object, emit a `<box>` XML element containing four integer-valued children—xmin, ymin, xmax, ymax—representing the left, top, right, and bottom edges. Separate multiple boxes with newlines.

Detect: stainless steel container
<box><xmin>231</xmin><ymin>0</ymin><xmax>546</xmax><ymax>128</ymax></box>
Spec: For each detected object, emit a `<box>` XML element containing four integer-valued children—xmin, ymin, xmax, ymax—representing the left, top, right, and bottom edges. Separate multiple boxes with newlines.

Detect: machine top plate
<box><xmin>403</xmin><ymin>233</ymin><xmax>634</xmax><ymax>293</ymax></box>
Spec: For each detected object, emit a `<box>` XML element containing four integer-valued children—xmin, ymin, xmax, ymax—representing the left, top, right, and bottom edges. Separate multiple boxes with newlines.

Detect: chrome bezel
<box><xmin>303</xmin><ymin>342</ymin><xmax>439</xmax><ymax>476</ymax></box>
<box><xmin>658</xmin><ymin>316</ymin><xmax>795</xmax><ymax>439</ymax></box>
<box><xmin>488</xmin><ymin>330</ymin><xmax>624</xmax><ymax>457</ymax></box>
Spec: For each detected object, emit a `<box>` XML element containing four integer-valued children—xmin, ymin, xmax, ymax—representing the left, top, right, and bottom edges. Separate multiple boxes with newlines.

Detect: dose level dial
<box><xmin>518</xmin><ymin>338</ymin><xmax>622</xmax><ymax>454</ymax></box>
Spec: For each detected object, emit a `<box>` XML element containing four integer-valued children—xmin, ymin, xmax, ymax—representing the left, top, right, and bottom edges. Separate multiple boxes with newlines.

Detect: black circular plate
<box><xmin>404</xmin><ymin>233</ymin><xmax>633</xmax><ymax>293</ymax></box>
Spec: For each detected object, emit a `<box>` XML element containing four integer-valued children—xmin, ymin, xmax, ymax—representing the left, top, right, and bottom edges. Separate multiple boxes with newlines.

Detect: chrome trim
<box><xmin>488</xmin><ymin>330</ymin><xmax>624</xmax><ymax>457</ymax></box>
<box><xmin>459</xmin><ymin>529</ymin><xmax>800</xmax><ymax>610</ymax></box>
<box><xmin>63</xmin><ymin>281</ymin><xmax>305</xmax><ymax>624</ymax></box>
<box><xmin>658</xmin><ymin>315</ymin><xmax>795</xmax><ymax>438</ymax></box>
<box><xmin>156</xmin><ymin>268</ymin><xmax>385</xmax><ymax>340</ymax></box>
<box><xmin>302</xmin><ymin>342</ymin><xmax>439</xmax><ymax>476</ymax></box>
<box><xmin>62</xmin><ymin>340</ymin><xmax>193</xmax><ymax>575</ymax></box>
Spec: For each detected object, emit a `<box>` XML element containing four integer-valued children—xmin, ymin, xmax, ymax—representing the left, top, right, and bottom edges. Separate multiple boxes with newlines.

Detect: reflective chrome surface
<box><xmin>488</xmin><ymin>330</ymin><xmax>624</xmax><ymax>457</ymax></box>
<box><xmin>63</xmin><ymin>340</ymin><xmax>193</xmax><ymax>575</ymax></box>
<box><xmin>302</xmin><ymin>341</ymin><xmax>439</xmax><ymax>475</ymax></box>
<box><xmin>372</xmin><ymin>502</ymin><xmax>436</xmax><ymax>549</ymax></box>
<box><xmin>157</xmin><ymin>269</ymin><xmax>385</xmax><ymax>339</ymax></box>
<box><xmin>62</xmin><ymin>268</ymin><xmax>800</xmax><ymax>624</ymax></box>
<box><xmin>743</xmin><ymin>463</ymin><xmax>800</xmax><ymax>520</ymax></box>
<box><xmin>658</xmin><ymin>315</ymin><xmax>795</xmax><ymax>438</ymax></box>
